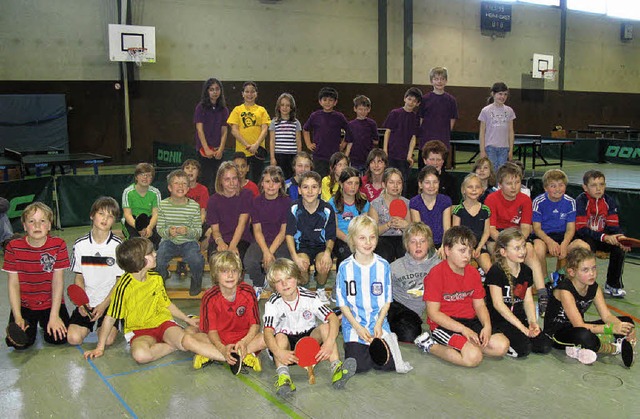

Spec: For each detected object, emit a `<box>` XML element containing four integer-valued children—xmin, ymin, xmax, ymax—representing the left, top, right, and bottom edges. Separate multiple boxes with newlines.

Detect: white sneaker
<box><xmin>565</xmin><ymin>346</ymin><xmax>597</xmax><ymax>365</ymax></box>
<box><xmin>604</xmin><ymin>284</ymin><xmax>626</xmax><ymax>298</ymax></box>
<box><xmin>414</xmin><ymin>331</ymin><xmax>434</xmax><ymax>353</ymax></box>
<box><xmin>316</xmin><ymin>288</ymin><xmax>330</xmax><ymax>304</ymax></box>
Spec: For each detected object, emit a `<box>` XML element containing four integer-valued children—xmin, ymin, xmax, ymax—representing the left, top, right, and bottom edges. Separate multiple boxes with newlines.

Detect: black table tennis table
<box><xmin>1</xmin><ymin>148</ymin><xmax>112</xmax><ymax>180</ymax></box>
<box><xmin>450</xmin><ymin>136</ymin><xmax>574</xmax><ymax>174</ymax></box>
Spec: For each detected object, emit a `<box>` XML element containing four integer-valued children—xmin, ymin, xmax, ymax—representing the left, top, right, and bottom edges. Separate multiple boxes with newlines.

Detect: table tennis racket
<box><xmin>67</xmin><ymin>284</ymin><xmax>91</xmax><ymax>314</ymax></box>
<box><xmin>229</xmin><ymin>351</ymin><xmax>243</xmax><ymax>376</ymax></box>
<box><xmin>6</xmin><ymin>322</ymin><xmax>28</xmax><ymax>347</ymax></box>
<box><xmin>294</xmin><ymin>336</ymin><xmax>321</xmax><ymax>384</ymax></box>
<box><xmin>369</xmin><ymin>337</ymin><xmax>390</xmax><ymax>366</ymax></box>
<box><xmin>199</xmin><ymin>146</ymin><xmax>217</xmax><ymax>158</ymax></box>
<box><xmin>618</xmin><ymin>236</ymin><xmax>640</xmax><ymax>248</ymax></box>
<box><xmin>389</xmin><ymin>199</ymin><xmax>408</xmax><ymax>219</ymax></box>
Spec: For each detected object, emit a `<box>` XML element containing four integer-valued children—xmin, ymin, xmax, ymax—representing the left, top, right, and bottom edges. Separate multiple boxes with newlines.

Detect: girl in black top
<box><xmin>544</xmin><ymin>248</ymin><xmax>635</xmax><ymax>367</ymax></box>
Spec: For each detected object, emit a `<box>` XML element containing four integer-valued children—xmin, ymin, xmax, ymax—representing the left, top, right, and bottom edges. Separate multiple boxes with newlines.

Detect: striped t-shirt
<box><xmin>157</xmin><ymin>198</ymin><xmax>202</xmax><ymax>245</ymax></box>
<box><xmin>269</xmin><ymin>118</ymin><xmax>301</xmax><ymax>154</ymax></box>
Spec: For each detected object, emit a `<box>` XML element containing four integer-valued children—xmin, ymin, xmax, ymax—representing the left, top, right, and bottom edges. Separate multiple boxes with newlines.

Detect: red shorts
<box><xmin>128</xmin><ymin>320</ymin><xmax>180</xmax><ymax>344</ymax></box>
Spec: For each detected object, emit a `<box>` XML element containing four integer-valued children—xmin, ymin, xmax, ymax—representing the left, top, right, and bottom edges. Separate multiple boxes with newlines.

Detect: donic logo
<box><xmin>605</xmin><ymin>146</ymin><xmax>640</xmax><ymax>159</ymax></box>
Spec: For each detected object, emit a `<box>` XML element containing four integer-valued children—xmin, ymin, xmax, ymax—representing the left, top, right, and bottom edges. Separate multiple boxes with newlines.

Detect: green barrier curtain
<box><xmin>0</xmin><ymin>177</ymin><xmax>54</xmax><ymax>232</ymax></box>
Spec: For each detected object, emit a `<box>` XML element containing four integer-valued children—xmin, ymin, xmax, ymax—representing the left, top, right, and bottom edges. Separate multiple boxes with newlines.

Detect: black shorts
<box><xmin>534</xmin><ymin>232</ymin><xmax>566</xmax><ymax>245</ymax></box>
<box><xmin>297</xmin><ymin>245</ymin><xmax>326</xmax><ymax>267</ymax></box>
<box><xmin>282</xmin><ymin>329</ymin><xmax>313</xmax><ymax>350</ymax></box>
<box><xmin>431</xmin><ymin>317</ymin><xmax>483</xmax><ymax>351</ymax></box>
<box><xmin>69</xmin><ymin>308</ymin><xmax>120</xmax><ymax>332</ymax></box>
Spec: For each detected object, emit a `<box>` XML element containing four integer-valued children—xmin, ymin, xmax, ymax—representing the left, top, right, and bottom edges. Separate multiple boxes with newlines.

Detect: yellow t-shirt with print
<box><xmin>107</xmin><ymin>271</ymin><xmax>172</xmax><ymax>334</ymax></box>
<box><xmin>321</xmin><ymin>175</ymin><xmax>340</xmax><ymax>202</ymax></box>
<box><xmin>227</xmin><ymin>104</ymin><xmax>271</xmax><ymax>157</ymax></box>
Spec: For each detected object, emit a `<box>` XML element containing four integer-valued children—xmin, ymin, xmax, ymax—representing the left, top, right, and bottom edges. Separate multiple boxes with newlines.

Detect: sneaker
<box><xmin>316</xmin><ymin>289</ymin><xmax>330</xmax><ymax>304</ymax></box>
<box><xmin>616</xmin><ymin>338</ymin><xmax>634</xmax><ymax>368</ymax></box>
<box><xmin>253</xmin><ymin>286</ymin><xmax>264</xmax><ymax>299</ymax></box>
<box><xmin>193</xmin><ymin>354</ymin><xmax>214</xmax><ymax>370</ymax></box>
<box><xmin>565</xmin><ymin>346</ymin><xmax>597</xmax><ymax>365</ymax></box>
<box><xmin>331</xmin><ymin>358</ymin><xmax>356</xmax><ymax>389</ymax></box>
<box><xmin>604</xmin><ymin>284</ymin><xmax>627</xmax><ymax>298</ymax></box>
<box><xmin>275</xmin><ymin>374</ymin><xmax>296</xmax><ymax>397</ymax></box>
<box><xmin>243</xmin><ymin>352</ymin><xmax>262</xmax><ymax>372</ymax></box>
<box><xmin>538</xmin><ymin>292</ymin><xmax>549</xmax><ymax>318</ymax></box>
<box><xmin>414</xmin><ymin>331</ymin><xmax>434</xmax><ymax>353</ymax></box>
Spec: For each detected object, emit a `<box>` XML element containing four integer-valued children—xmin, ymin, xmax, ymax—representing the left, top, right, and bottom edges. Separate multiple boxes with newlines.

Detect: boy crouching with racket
<box><xmin>182</xmin><ymin>251</ymin><xmax>265</xmax><ymax>373</ymax></box>
<box><xmin>84</xmin><ymin>237</ymin><xmax>199</xmax><ymax>363</ymax></box>
<box><xmin>263</xmin><ymin>258</ymin><xmax>356</xmax><ymax>397</ymax></box>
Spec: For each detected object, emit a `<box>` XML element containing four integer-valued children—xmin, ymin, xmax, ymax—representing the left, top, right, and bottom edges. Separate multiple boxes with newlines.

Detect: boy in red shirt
<box><xmin>485</xmin><ymin>162</ymin><xmax>547</xmax><ymax>312</ymax></box>
<box><xmin>416</xmin><ymin>226</ymin><xmax>508</xmax><ymax>367</ymax></box>
<box><xmin>4</xmin><ymin>202</ymin><xmax>70</xmax><ymax>349</ymax></box>
<box><xmin>183</xmin><ymin>251</ymin><xmax>265</xmax><ymax>371</ymax></box>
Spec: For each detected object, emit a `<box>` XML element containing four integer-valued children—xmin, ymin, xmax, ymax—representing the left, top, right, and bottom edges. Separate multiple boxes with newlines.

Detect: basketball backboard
<box><xmin>108</xmin><ymin>24</ymin><xmax>156</xmax><ymax>63</ymax></box>
<box><xmin>532</xmin><ymin>53</ymin><xmax>553</xmax><ymax>79</ymax></box>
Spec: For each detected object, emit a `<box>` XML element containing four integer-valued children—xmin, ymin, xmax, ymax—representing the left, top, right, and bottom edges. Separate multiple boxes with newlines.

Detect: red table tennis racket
<box><xmin>199</xmin><ymin>147</ymin><xmax>218</xmax><ymax>158</ymax></box>
<box><xmin>369</xmin><ymin>337</ymin><xmax>390</xmax><ymax>366</ymax></box>
<box><xmin>67</xmin><ymin>284</ymin><xmax>91</xmax><ymax>314</ymax></box>
<box><xmin>618</xmin><ymin>237</ymin><xmax>640</xmax><ymax>248</ymax></box>
<box><xmin>389</xmin><ymin>199</ymin><xmax>408</xmax><ymax>219</ymax></box>
<box><xmin>295</xmin><ymin>336</ymin><xmax>321</xmax><ymax>384</ymax></box>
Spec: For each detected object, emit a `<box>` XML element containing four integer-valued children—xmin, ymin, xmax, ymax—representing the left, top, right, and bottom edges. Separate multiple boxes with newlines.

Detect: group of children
<box><xmin>3</xmin><ymin>69</ymin><xmax>637</xmax><ymax>400</ymax></box>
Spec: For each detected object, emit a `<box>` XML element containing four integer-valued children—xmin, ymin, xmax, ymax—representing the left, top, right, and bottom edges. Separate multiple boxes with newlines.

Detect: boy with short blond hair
<box><xmin>155</xmin><ymin>170</ymin><xmax>205</xmax><ymax>296</ymax></box>
<box><xmin>419</xmin><ymin>226</ymin><xmax>509</xmax><ymax>367</ymax></box>
<box><xmin>303</xmin><ymin>87</ymin><xmax>351</xmax><ymax>177</ymax></box>
<box><xmin>532</xmin><ymin>169</ymin><xmax>584</xmax><ymax>281</ymax></box>
<box><xmin>183</xmin><ymin>251</ymin><xmax>264</xmax><ymax>372</ymax></box>
<box><xmin>67</xmin><ymin>197</ymin><xmax>123</xmax><ymax>346</ymax></box>
<box><xmin>575</xmin><ymin>170</ymin><xmax>629</xmax><ymax>297</ymax></box>
<box><xmin>286</xmin><ymin>171</ymin><xmax>336</xmax><ymax>300</ymax></box>
<box><xmin>4</xmin><ymin>202</ymin><xmax>70</xmax><ymax>349</ymax></box>
<box><xmin>383</xmin><ymin>87</ymin><xmax>422</xmax><ymax>185</ymax></box>
<box><xmin>417</xmin><ymin>67</ymin><xmax>458</xmax><ymax>168</ymax></box>
<box><xmin>84</xmin><ymin>237</ymin><xmax>198</xmax><ymax>363</ymax></box>
<box><xmin>264</xmin><ymin>258</ymin><xmax>356</xmax><ymax>397</ymax></box>
<box><xmin>345</xmin><ymin>95</ymin><xmax>378</xmax><ymax>172</ymax></box>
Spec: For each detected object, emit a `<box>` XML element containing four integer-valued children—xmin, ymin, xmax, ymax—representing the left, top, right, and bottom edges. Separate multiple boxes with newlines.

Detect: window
<box><xmin>567</xmin><ymin>0</ymin><xmax>606</xmax><ymax>14</ymax></box>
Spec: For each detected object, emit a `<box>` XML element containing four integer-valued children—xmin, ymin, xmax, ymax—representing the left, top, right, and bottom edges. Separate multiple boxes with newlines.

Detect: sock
<box><xmin>382</xmin><ymin>331</ymin><xmax>413</xmax><ymax>374</ymax></box>
<box><xmin>276</xmin><ymin>366</ymin><xmax>290</xmax><ymax>376</ymax></box>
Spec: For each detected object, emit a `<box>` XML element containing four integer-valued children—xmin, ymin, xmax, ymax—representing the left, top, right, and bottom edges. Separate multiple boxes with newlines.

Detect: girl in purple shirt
<box><xmin>410</xmin><ymin>166</ymin><xmax>452</xmax><ymax>250</ymax></box>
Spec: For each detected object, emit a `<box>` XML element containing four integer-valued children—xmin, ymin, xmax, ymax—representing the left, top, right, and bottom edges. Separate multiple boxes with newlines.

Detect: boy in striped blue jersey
<box><xmin>336</xmin><ymin>215</ymin><xmax>412</xmax><ymax>373</ymax></box>
<box><xmin>155</xmin><ymin>170</ymin><xmax>205</xmax><ymax>296</ymax></box>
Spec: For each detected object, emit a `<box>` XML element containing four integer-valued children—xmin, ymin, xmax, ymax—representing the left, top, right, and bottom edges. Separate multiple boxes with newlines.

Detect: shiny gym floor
<box><xmin>2</xmin><ymin>158</ymin><xmax>639</xmax><ymax>418</ymax></box>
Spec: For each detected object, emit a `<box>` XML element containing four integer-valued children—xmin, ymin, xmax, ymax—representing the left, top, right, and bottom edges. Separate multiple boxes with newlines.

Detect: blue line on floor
<box><xmin>103</xmin><ymin>358</ymin><xmax>191</xmax><ymax>379</ymax></box>
<box><xmin>75</xmin><ymin>346</ymin><xmax>138</xmax><ymax>419</ymax></box>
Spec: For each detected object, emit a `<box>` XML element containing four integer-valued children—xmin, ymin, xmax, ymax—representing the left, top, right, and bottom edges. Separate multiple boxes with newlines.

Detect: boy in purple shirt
<box><xmin>417</xmin><ymin>67</ymin><xmax>458</xmax><ymax>169</ymax></box>
<box><xmin>303</xmin><ymin>87</ymin><xmax>351</xmax><ymax>178</ymax></box>
<box><xmin>383</xmin><ymin>87</ymin><xmax>422</xmax><ymax>189</ymax></box>
<box><xmin>345</xmin><ymin>95</ymin><xmax>378</xmax><ymax>172</ymax></box>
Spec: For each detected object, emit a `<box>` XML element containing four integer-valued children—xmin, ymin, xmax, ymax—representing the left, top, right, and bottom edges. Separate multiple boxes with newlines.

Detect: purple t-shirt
<box><xmin>478</xmin><ymin>103</ymin><xmax>516</xmax><ymax>148</ymax></box>
<box><xmin>251</xmin><ymin>195</ymin><xmax>291</xmax><ymax>245</ymax></box>
<box><xmin>303</xmin><ymin>110</ymin><xmax>351</xmax><ymax>161</ymax></box>
<box><xmin>347</xmin><ymin>118</ymin><xmax>378</xmax><ymax>167</ymax></box>
<box><xmin>417</xmin><ymin>91</ymin><xmax>458</xmax><ymax>148</ymax></box>
<box><xmin>193</xmin><ymin>103</ymin><xmax>230</xmax><ymax>150</ymax></box>
<box><xmin>206</xmin><ymin>189</ymin><xmax>253</xmax><ymax>243</ymax></box>
<box><xmin>382</xmin><ymin>108</ymin><xmax>420</xmax><ymax>161</ymax></box>
<box><xmin>409</xmin><ymin>193</ymin><xmax>452</xmax><ymax>245</ymax></box>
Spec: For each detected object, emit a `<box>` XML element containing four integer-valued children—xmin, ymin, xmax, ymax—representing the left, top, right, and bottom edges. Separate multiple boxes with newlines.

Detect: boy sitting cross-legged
<box><xmin>416</xmin><ymin>226</ymin><xmax>509</xmax><ymax>367</ymax></box>
<box><xmin>183</xmin><ymin>251</ymin><xmax>265</xmax><ymax>372</ymax></box>
<box><xmin>263</xmin><ymin>258</ymin><xmax>356</xmax><ymax>397</ymax></box>
<box><xmin>155</xmin><ymin>169</ymin><xmax>205</xmax><ymax>296</ymax></box>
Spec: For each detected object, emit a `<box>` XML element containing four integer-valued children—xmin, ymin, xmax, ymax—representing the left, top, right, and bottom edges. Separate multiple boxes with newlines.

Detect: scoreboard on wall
<box><xmin>480</xmin><ymin>1</ymin><xmax>512</xmax><ymax>33</ymax></box>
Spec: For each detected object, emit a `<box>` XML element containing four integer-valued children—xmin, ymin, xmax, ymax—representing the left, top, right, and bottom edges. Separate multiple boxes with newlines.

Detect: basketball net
<box><xmin>540</xmin><ymin>69</ymin><xmax>557</xmax><ymax>81</ymax></box>
<box><xmin>127</xmin><ymin>47</ymin><xmax>147</xmax><ymax>67</ymax></box>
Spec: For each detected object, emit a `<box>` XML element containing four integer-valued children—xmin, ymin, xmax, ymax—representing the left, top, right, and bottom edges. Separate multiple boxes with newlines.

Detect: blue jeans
<box><xmin>485</xmin><ymin>146</ymin><xmax>509</xmax><ymax>172</ymax></box>
<box><xmin>156</xmin><ymin>240</ymin><xmax>205</xmax><ymax>295</ymax></box>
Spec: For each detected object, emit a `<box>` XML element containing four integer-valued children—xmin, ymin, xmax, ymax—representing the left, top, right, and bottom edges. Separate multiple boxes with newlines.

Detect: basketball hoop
<box><xmin>127</xmin><ymin>47</ymin><xmax>147</xmax><ymax>67</ymax></box>
<box><xmin>540</xmin><ymin>69</ymin><xmax>557</xmax><ymax>81</ymax></box>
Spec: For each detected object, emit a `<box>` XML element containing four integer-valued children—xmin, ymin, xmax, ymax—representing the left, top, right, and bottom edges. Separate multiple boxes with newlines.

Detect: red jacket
<box><xmin>575</xmin><ymin>192</ymin><xmax>622</xmax><ymax>242</ymax></box>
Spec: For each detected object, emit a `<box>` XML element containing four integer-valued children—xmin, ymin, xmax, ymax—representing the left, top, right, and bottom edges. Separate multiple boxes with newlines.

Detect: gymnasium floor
<box><xmin>1</xmin><ymin>156</ymin><xmax>639</xmax><ymax>418</ymax></box>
